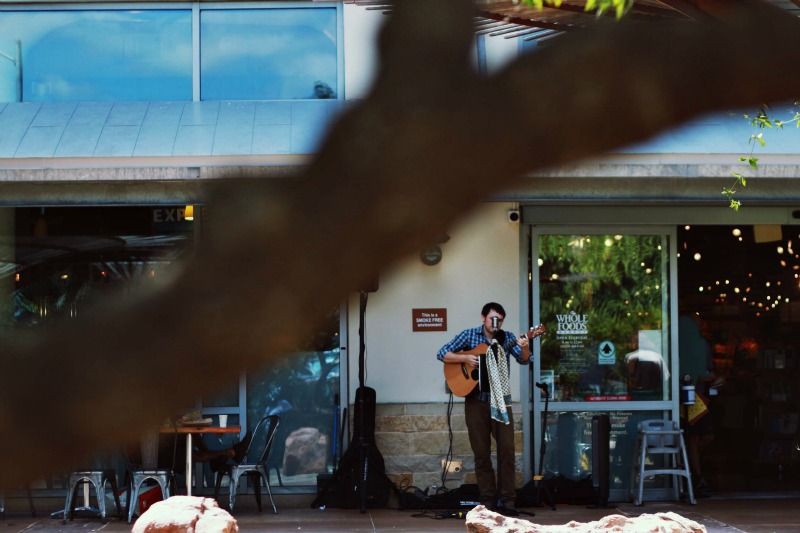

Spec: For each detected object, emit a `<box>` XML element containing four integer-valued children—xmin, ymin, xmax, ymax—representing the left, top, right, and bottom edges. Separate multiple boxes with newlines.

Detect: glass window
<box><xmin>246</xmin><ymin>309</ymin><xmax>341</xmax><ymax>486</ymax></box>
<box><xmin>0</xmin><ymin>206</ymin><xmax>194</xmax><ymax>490</ymax></box>
<box><xmin>201</xmin><ymin>8</ymin><xmax>338</xmax><ymax>100</ymax></box>
<box><xmin>538</xmin><ymin>234</ymin><xmax>670</xmax><ymax>402</ymax></box>
<box><xmin>5</xmin><ymin>206</ymin><xmax>194</xmax><ymax>328</ymax></box>
<box><xmin>0</xmin><ymin>10</ymin><xmax>192</xmax><ymax>102</ymax></box>
<box><xmin>541</xmin><ymin>410</ymin><xmax>665</xmax><ymax>492</ymax></box>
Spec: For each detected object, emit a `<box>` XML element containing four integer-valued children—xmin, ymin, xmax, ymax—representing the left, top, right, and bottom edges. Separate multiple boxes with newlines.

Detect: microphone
<box><xmin>490</xmin><ymin>316</ymin><xmax>499</xmax><ymax>331</ymax></box>
<box><xmin>535</xmin><ymin>382</ymin><xmax>549</xmax><ymax>391</ymax></box>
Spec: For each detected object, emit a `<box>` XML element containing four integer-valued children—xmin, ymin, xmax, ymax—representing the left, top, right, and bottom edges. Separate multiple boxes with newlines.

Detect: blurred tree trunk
<box><xmin>1</xmin><ymin>0</ymin><xmax>799</xmax><ymax>486</ymax></box>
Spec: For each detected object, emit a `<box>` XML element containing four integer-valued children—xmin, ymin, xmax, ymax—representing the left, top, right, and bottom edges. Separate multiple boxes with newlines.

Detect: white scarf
<box><xmin>486</xmin><ymin>339</ymin><xmax>512</xmax><ymax>425</ymax></box>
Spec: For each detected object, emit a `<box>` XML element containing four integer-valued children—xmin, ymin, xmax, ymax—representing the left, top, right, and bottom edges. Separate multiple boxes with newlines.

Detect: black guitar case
<box><xmin>311</xmin><ymin>292</ymin><xmax>394</xmax><ymax>511</ymax></box>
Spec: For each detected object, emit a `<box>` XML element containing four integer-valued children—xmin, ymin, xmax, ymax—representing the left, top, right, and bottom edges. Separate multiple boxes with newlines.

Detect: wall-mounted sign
<box><xmin>152</xmin><ymin>207</ymin><xmax>191</xmax><ymax>223</ymax></box>
<box><xmin>412</xmin><ymin>308</ymin><xmax>447</xmax><ymax>332</ymax></box>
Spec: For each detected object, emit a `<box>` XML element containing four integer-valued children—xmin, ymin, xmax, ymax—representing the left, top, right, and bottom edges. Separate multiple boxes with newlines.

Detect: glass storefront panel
<box><xmin>2</xmin><ymin>205</ymin><xmax>343</xmax><ymax>493</ymax></box>
<box><xmin>200</xmin><ymin>8</ymin><xmax>338</xmax><ymax>100</ymax></box>
<box><xmin>540</xmin><ymin>410</ymin><xmax>665</xmax><ymax>492</ymax></box>
<box><xmin>538</xmin><ymin>233</ymin><xmax>671</xmax><ymax>402</ymax></box>
<box><xmin>0</xmin><ymin>206</ymin><xmax>195</xmax><ymax>490</ymax></box>
<box><xmin>0</xmin><ymin>10</ymin><xmax>192</xmax><ymax>102</ymax></box>
<box><xmin>245</xmin><ymin>309</ymin><xmax>341</xmax><ymax>487</ymax></box>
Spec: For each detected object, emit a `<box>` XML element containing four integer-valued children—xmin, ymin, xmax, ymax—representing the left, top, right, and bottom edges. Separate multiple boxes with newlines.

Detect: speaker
<box><xmin>591</xmin><ymin>414</ymin><xmax>610</xmax><ymax>507</ymax></box>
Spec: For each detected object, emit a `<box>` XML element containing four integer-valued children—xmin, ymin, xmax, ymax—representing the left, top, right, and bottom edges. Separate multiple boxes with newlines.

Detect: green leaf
<box><xmin>747</xmin><ymin>157</ymin><xmax>759</xmax><ymax>169</ymax></box>
<box><xmin>730</xmin><ymin>199</ymin><xmax>741</xmax><ymax>211</ymax></box>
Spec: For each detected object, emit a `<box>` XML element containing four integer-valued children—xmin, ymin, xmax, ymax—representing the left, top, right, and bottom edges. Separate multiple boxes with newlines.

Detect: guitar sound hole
<box><xmin>470</xmin><ymin>369</ymin><xmax>479</xmax><ymax>380</ymax></box>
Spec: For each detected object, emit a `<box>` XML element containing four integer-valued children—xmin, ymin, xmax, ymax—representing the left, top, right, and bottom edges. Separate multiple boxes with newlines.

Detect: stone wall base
<box><xmin>359</xmin><ymin>402</ymin><xmax>524</xmax><ymax>492</ymax></box>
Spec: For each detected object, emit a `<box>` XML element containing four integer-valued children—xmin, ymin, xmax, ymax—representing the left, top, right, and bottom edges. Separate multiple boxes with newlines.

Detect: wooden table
<box><xmin>161</xmin><ymin>425</ymin><xmax>241</xmax><ymax>496</ymax></box>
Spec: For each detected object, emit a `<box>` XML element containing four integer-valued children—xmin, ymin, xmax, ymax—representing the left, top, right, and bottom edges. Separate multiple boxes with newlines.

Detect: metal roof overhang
<box><xmin>0</xmin><ymin>1</ymin><xmax>798</xmax><ymax>206</ymax></box>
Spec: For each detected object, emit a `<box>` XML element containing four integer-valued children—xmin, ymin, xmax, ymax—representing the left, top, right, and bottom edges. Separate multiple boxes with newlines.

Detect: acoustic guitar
<box><xmin>443</xmin><ymin>324</ymin><xmax>546</xmax><ymax>397</ymax></box>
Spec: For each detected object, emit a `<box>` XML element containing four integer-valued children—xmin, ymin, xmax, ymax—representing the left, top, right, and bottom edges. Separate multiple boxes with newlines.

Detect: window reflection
<box><xmin>0</xmin><ymin>206</ymin><xmax>193</xmax><ymax>490</ymax></box>
<box><xmin>0</xmin><ymin>10</ymin><xmax>192</xmax><ymax>102</ymax></box>
<box><xmin>200</xmin><ymin>8</ymin><xmax>338</xmax><ymax>100</ymax></box>
<box><xmin>246</xmin><ymin>309</ymin><xmax>340</xmax><ymax>486</ymax></box>
<box><xmin>542</xmin><ymin>410</ymin><xmax>666</xmax><ymax>491</ymax></box>
<box><xmin>5</xmin><ymin>207</ymin><xmax>192</xmax><ymax>329</ymax></box>
<box><xmin>539</xmin><ymin>234</ymin><xmax>670</xmax><ymax>402</ymax></box>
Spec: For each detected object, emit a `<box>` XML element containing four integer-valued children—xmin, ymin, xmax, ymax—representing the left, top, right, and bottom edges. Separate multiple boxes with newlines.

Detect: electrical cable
<box><xmin>440</xmin><ymin>390</ymin><xmax>455</xmax><ymax>489</ymax></box>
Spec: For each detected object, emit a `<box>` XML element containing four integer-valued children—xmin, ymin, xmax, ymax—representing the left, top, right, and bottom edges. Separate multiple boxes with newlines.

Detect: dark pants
<box><xmin>465</xmin><ymin>395</ymin><xmax>516</xmax><ymax>506</ymax></box>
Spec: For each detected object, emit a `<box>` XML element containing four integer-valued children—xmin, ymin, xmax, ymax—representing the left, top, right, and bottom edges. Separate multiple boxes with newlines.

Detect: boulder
<box><xmin>132</xmin><ymin>495</ymin><xmax>238</xmax><ymax>533</ymax></box>
<box><xmin>282</xmin><ymin>427</ymin><xmax>328</xmax><ymax>476</ymax></box>
<box><xmin>465</xmin><ymin>505</ymin><xmax>706</xmax><ymax>533</ymax></box>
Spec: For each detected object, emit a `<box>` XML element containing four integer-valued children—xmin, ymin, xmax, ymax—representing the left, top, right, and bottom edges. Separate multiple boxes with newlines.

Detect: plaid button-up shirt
<box><xmin>436</xmin><ymin>325</ymin><xmax>524</xmax><ymax>367</ymax></box>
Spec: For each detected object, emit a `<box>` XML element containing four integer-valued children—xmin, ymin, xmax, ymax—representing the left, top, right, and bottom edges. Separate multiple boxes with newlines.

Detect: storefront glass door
<box><xmin>530</xmin><ymin>227</ymin><xmax>678</xmax><ymax>501</ymax></box>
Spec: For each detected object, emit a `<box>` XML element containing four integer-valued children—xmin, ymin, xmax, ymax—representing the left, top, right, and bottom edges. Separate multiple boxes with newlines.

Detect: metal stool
<box><xmin>63</xmin><ymin>470</ymin><xmax>122</xmax><ymax>522</ymax></box>
<box><xmin>630</xmin><ymin>419</ymin><xmax>695</xmax><ymax>506</ymax></box>
<box><xmin>127</xmin><ymin>470</ymin><xmax>173</xmax><ymax>523</ymax></box>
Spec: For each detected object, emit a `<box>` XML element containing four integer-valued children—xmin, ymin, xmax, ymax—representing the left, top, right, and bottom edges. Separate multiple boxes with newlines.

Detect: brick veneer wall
<box><xmin>367</xmin><ymin>402</ymin><xmax>524</xmax><ymax>492</ymax></box>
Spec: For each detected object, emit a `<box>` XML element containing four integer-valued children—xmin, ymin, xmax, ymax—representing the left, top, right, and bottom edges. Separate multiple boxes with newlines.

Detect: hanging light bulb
<box><xmin>732</xmin><ymin>228</ymin><xmax>742</xmax><ymax>237</ymax></box>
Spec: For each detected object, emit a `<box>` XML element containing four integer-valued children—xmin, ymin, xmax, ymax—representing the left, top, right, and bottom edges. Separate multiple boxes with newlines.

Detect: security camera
<box><xmin>507</xmin><ymin>209</ymin><xmax>520</xmax><ymax>223</ymax></box>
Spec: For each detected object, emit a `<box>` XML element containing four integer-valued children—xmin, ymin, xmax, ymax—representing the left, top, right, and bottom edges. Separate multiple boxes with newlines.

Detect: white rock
<box><xmin>465</xmin><ymin>505</ymin><xmax>706</xmax><ymax>533</ymax></box>
<box><xmin>132</xmin><ymin>495</ymin><xmax>239</xmax><ymax>533</ymax></box>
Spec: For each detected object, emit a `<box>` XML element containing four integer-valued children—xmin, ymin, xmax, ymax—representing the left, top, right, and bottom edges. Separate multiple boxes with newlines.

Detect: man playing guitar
<box><xmin>436</xmin><ymin>302</ymin><xmax>545</xmax><ymax>517</ymax></box>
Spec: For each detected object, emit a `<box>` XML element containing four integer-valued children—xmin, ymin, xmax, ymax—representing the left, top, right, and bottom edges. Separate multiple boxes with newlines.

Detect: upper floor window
<box><xmin>0</xmin><ymin>10</ymin><xmax>192</xmax><ymax>102</ymax></box>
<box><xmin>200</xmin><ymin>8</ymin><xmax>337</xmax><ymax>100</ymax></box>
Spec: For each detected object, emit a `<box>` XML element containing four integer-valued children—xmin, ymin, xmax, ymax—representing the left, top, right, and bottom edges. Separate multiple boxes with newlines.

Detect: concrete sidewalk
<box><xmin>2</xmin><ymin>496</ymin><xmax>800</xmax><ymax>533</ymax></box>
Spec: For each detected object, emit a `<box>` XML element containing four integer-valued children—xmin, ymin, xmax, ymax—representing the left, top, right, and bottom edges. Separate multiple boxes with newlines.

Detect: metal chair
<box><xmin>630</xmin><ymin>418</ymin><xmax>695</xmax><ymax>506</ymax></box>
<box><xmin>214</xmin><ymin>415</ymin><xmax>280</xmax><ymax>513</ymax></box>
<box><xmin>63</xmin><ymin>469</ymin><xmax>122</xmax><ymax>522</ymax></box>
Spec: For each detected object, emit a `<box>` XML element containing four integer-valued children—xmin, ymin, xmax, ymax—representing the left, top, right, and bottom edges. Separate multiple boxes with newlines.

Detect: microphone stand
<box><xmin>534</xmin><ymin>382</ymin><xmax>556</xmax><ymax>510</ymax></box>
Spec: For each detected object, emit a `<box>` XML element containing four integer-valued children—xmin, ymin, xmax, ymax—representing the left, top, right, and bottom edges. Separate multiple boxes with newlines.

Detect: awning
<box><xmin>348</xmin><ymin>0</ymin><xmax>799</xmax><ymax>47</ymax></box>
<box><xmin>0</xmin><ymin>99</ymin><xmax>343</xmax><ymax>163</ymax></box>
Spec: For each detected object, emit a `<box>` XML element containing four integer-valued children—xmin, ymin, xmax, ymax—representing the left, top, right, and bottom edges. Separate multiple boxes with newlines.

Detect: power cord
<box><xmin>410</xmin><ymin>509</ymin><xmax>468</xmax><ymax>520</ymax></box>
<box><xmin>439</xmin><ymin>390</ymin><xmax>455</xmax><ymax>489</ymax></box>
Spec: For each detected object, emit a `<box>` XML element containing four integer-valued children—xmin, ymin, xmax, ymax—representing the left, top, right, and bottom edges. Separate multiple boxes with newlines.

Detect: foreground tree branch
<box><xmin>1</xmin><ymin>0</ymin><xmax>800</xmax><ymax>486</ymax></box>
